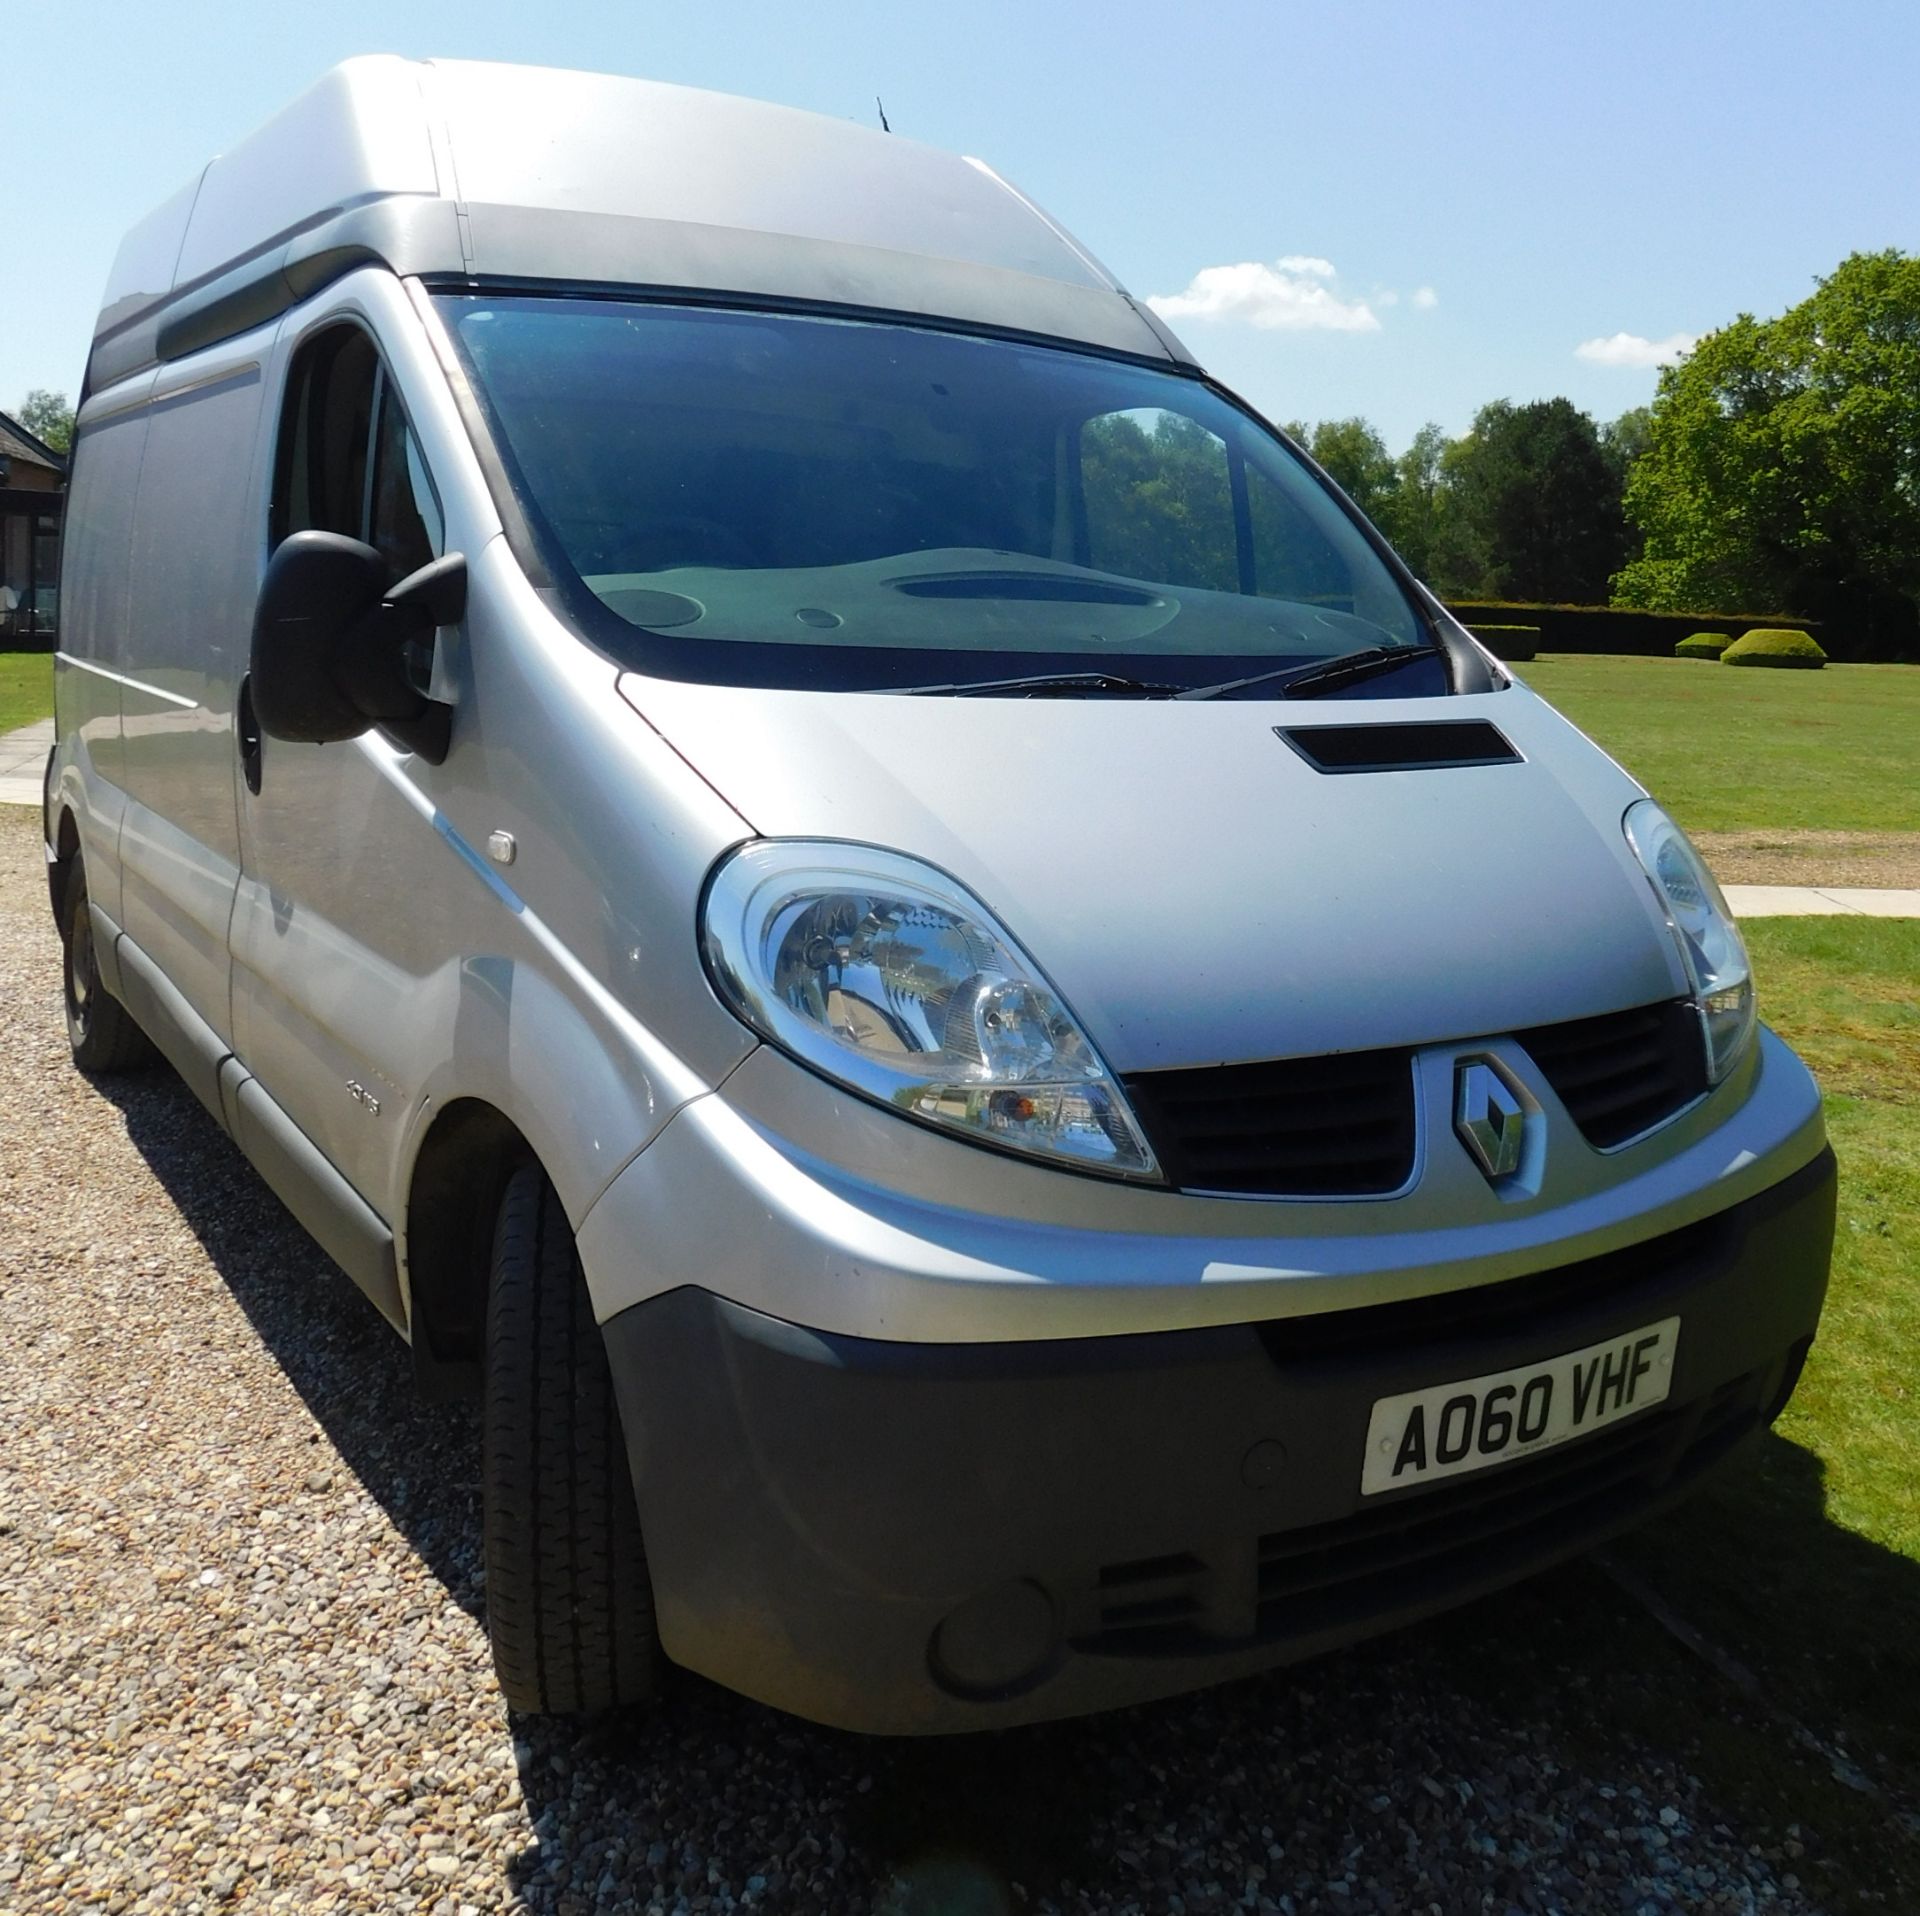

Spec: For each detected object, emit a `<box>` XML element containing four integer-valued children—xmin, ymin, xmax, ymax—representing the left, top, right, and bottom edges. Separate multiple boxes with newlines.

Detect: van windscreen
<box><xmin>442</xmin><ymin>295</ymin><xmax>1440</xmax><ymax>695</ymax></box>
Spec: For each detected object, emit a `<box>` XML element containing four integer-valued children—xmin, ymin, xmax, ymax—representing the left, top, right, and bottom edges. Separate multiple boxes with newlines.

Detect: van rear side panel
<box><xmin>54</xmin><ymin>393</ymin><xmax>154</xmax><ymax>921</ymax></box>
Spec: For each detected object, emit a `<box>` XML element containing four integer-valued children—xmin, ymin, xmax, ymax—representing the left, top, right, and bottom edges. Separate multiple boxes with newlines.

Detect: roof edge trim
<box><xmin>87</xmin><ymin>201</ymin><xmax>1191</xmax><ymax>392</ymax></box>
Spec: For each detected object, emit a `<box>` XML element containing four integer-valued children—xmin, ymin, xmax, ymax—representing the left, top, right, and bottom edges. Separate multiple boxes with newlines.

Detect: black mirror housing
<box><xmin>250</xmin><ymin>532</ymin><xmax>389</xmax><ymax>744</ymax></box>
<box><xmin>250</xmin><ymin>532</ymin><xmax>464</xmax><ymax>763</ymax></box>
<box><xmin>389</xmin><ymin>551</ymin><xmax>467</xmax><ymax>628</ymax></box>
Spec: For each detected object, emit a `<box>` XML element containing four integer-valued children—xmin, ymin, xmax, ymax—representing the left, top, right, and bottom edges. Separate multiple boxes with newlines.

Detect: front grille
<box><xmin>1517</xmin><ymin>999</ymin><xmax>1708</xmax><ymax>1148</ymax></box>
<box><xmin>1123</xmin><ymin>996</ymin><xmax>1703</xmax><ymax>1198</ymax></box>
<box><xmin>1076</xmin><ymin>1361</ymin><xmax>1777</xmax><ymax>1658</ymax></box>
<box><xmin>1123</xmin><ymin>1048</ymin><xmax>1417</xmax><ymax>1197</ymax></box>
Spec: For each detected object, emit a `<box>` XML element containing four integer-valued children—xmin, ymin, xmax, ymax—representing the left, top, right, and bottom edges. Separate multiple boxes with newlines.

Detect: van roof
<box><xmin>89</xmin><ymin>57</ymin><xmax>1191</xmax><ymax>395</ymax></box>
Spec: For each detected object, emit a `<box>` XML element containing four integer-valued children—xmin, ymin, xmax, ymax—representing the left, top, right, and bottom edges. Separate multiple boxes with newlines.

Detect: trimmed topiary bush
<box><xmin>1443</xmin><ymin>601</ymin><xmax>1850</xmax><ymax>657</ymax></box>
<box><xmin>1675</xmin><ymin>630</ymin><xmax>1731</xmax><ymax>659</ymax></box>
<box><xmin>1466</xmin><ymin>623</ymin><xmax>1541</xmax><ymax>662</ymax></box>
<box><xmin>1721</xmin><ymin>627</ymin><xmax>1827</xmax><ymax>669</ymax></box>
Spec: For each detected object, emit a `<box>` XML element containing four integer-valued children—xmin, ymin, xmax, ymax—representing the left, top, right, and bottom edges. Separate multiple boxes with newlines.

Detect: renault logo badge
<box><xmin>1455</xmin><ymin>1061</ymin><xmax>1527</xmax><ymax>1179</ymax></box>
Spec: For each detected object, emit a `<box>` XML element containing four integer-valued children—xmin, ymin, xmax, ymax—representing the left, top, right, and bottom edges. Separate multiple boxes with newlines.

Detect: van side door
<box><xmin>114</xmin><ymin>340</ymin><xmax>274</xmax><ymax>1065</ymax></box>
<box><xmin>229</xmin><ymin>318</ymin><xmax>448</xmax><ymax>1224</ymax></box>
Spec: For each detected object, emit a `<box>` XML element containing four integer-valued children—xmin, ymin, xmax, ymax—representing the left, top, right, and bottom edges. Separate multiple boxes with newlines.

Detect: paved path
<box><xmin>5</xmin><ymin>719</ymin><xmax>1917</xmax><ymax>917</ymax></box>
<box><xmin>1721</xmin><ymin>883</ymin><xmax>1920</xmax><ymax>917</ymax></box>
<box><xmin>0</xmin><ymin>717</ymin><xmax>52</xmax><ymax>811</ymax></box>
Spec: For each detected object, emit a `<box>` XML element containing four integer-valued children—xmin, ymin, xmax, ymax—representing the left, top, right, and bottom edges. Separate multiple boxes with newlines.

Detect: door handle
<box><xmin>237</xmin><ymin>674</ymin><xmax>263</xmax><ymax>795</ymax></box>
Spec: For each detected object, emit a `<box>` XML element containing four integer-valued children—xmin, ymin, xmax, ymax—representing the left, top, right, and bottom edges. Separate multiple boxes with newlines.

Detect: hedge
<box><xmin>1722</xmin><ymin>627</ymin><xmax>1827</xmax><ymax>669</ymax></box>
<box><xmin>1675</xmin><ymin>631</ymin><xmax>1731</xmax><ymax>660</ymax></box>
<box><xmin>1445</xmin><ymin>600</ymin><xmax>1826</xmax><ymax>660</ymax></box>
<box><xmin>1465</xmin><ymin>623</ymin><xmax>1540</xmax><ymax>662</ymax></box>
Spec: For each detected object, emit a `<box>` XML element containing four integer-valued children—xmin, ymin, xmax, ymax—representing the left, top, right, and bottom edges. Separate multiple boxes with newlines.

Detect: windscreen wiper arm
<box><xmin>888</xmin><ymin>671</ymin><xmax>1182</xmax><ymax>698</ymax></box>
<box><xmin>1175</xmin><ymin>645</ymin><xmax>1433</xmax><ymax>702</ymax></box>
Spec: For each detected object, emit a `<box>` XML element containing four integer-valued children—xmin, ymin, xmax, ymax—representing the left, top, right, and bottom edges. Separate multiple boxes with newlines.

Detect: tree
<box><xmin>1378</xmin><ymin>421</ymin><xmax>1448</xmax><ymax>583</ymax></box>
<box><xmin>1601</xmin><ymin>407</ymin><xmax>1653</xmax><ymax>567</ymax></box>
<box><xmin>1614</xmin><ymin>250</ymin><xmax>1920</xmax><ymax>649</ymax></box>
<box><xmin>1281</xmin><ymin>415</ymin><xmax>1454</xmax><ymax>579</ymax></box>
<box><xmin>1602</xmin><ymin>405</ymin><xmax>1653</xmax><ymax>473</ymax></box>
<box><xmin>1435</xmin><ymin>398</ymin><xmax>1627</xmax><ymax>601</ymax></box>
<box><xmin>1302</xmin><ymin>417</ymin><xmax>1398</xmax><ymax>523</ymax></box>
<box><xmin>14</xmin><ymin>389</ymin><xmax>74</xmax><ymax>456</ymax></box>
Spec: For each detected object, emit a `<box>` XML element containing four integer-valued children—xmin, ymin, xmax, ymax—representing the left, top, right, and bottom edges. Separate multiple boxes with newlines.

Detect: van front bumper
<box><xmin>602</xmin><ymin>1145</ymin><xmax>1835</xmax><ymax>1733</ymax></box>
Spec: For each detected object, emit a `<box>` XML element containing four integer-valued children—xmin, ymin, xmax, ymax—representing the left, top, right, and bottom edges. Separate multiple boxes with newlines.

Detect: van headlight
<box><xmin>701</xmin><ymin>841</ymin><xmax>1160</xmax><ymax>1179</ymax></box>
<box><xmin>1624</xmin><ymin>799</ymin><xmax>1756</xmax><ymax>1083</ymax></box>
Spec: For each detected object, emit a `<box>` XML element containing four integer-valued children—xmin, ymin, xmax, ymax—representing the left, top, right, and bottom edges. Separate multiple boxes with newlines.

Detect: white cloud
<box><xmin>1412</xmin><ymin>285</ymin><xmax>1439</xmax><ymax>310</ymax></box>
<box><xmin>1574</xmin><ymin>330</ymin><xmax>1697</xmax><ymax>368</ymax></box>
<box><xmin>1147</xmin><ymin>257</ymin><xmax>1381</xmax><ymax>332</ymax></box>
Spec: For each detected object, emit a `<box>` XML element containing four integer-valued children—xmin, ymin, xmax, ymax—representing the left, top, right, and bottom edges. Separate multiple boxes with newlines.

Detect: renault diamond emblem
<box><xmin>1455</xmin><ymin>1061</ymin><xmax>1526</xmax><ymax>1180</ymax></box>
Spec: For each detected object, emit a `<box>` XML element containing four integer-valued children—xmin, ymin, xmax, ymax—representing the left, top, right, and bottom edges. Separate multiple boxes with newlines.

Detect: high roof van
<box><xmin>46</xmin><ymin>57</ymin><xmax>1835</xmax><ymax>1733</ymax></box>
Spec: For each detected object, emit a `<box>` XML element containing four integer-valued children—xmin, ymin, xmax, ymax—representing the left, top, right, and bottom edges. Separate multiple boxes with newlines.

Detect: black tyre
<box><xmin>60</xmin><ymin>856</ymin><xmax>157</xmax><ymax>1075</ymax></box>
<box><xmin>482</xmin><ymin>1161</ymin><xmax>658</xmax><ymax>1714</ymax></box>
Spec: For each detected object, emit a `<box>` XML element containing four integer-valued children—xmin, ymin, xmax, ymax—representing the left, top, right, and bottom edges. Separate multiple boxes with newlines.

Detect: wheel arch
<box><xmin>48</xmin><ymin>800</ymin><xmax>80</xmax><ymax>924</ymax></box>
<box><xmin>402</xmin><ymin>1096</ymin><xmax>538</xmax><ymax>1399</ymax></box>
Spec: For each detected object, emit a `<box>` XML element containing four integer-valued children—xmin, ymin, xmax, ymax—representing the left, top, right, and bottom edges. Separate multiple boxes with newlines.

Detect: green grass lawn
<box><xmin>1522</xmin><ymin>654</ymin><xmax>1920</xmax><ymax>834</ymax></box>
<box><xmin>0</xmin><ymin>650</ymin><xmax>54</xmax><ymax>733</ymax></box>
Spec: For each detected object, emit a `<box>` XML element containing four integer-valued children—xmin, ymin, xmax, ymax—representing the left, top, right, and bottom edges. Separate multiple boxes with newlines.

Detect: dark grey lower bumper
<box><xmin>603</xmin><ymin>1148</ymin><xmax>1836</xmax><ymax>1734</ymax></box>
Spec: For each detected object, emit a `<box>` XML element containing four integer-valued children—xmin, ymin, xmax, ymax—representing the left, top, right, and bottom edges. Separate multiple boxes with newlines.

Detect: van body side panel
<box><xmin>232</xmin><ymin>725</ymin><xmax>499</xmax><ymax>1220</ymax></box>
<box><xmin>116</xmin><ymin>347</ymin><xmax>271</xmax><ymax>1044</ymax></box>
<box><xmin>229</xmin><ymin>278</ymin><xmax>752</xmax><ymax>1243</ymax></box>
<box><xmin>53</xmin><ymin>396</ymin><xmax>156</xmax><ymax>919</ymax></box>
<box><xmin>229</xmin><ymin>587</ymin><xmax>742</xmax><ymax>1240</ymax></box>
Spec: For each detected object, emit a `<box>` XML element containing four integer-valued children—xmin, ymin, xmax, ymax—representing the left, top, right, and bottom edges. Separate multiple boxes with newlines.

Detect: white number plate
<box><xmin>1360</xmin><ymin>1317</ymin><xmax>1680</xmax><ymax>1496</ymax></box>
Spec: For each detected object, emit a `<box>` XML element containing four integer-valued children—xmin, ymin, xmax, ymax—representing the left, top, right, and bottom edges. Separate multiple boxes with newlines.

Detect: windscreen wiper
<box><xmin>1175</xmin><ymin>645</ymin><xmax>1434</xmax><ymax>703</ymax></box>
<box><xmin>888</xmin><ymin>671</ymin><xmax>1182</xmax><ymax>698</ymax></box>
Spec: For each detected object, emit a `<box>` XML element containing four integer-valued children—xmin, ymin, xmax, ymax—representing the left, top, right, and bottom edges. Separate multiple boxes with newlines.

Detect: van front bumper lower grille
<box><xmin>1084</xmin><ymin>1355</ymin><xmax>1788</xmax><ymax>1656</ymax></box>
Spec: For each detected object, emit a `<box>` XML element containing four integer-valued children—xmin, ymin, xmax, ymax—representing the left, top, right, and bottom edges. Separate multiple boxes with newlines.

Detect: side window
<box><xmin>369</xmin><ymin>381</ymin><xmax>443</xmax><ymax>577</ymax></box>
<box><xmin>272</xmin><ymin>326</ymin><xmax>443</xmax><ymax>579</ymax></box>
<box><xmin>1080</xmin><ymin>408</ymin><xmax>1238</xmax><ymax>594</ymax></box>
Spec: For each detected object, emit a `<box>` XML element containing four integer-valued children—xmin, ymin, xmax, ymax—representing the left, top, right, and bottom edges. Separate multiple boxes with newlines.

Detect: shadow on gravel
<box><xmin>92</xmin><ymin>1061</ymin><xmax>1920</xmax><ymax>1914</ymax></box>
<box><xmin>93</xmin><ymin>1063</ymin><xmax>488</xmax><ymax>1624</ymax></box>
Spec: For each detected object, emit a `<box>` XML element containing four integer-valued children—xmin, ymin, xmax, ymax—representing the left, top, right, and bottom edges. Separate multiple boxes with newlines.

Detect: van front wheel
<box><xmin>60</xmin><ymin>857</ymin><xmax>157</xmax><ymax>1075</ymax></box>
<box><xmin>482</xmin><ymin>1162</ymin><xmax>659</xmax><ymax>1715</ymax></box>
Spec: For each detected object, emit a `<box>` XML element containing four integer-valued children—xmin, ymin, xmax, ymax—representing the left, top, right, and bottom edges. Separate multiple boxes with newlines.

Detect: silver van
<box><xmin>47</xmin><ymin>57</ymin><xmax>1835</xmax><ymax>1734</ymax></box>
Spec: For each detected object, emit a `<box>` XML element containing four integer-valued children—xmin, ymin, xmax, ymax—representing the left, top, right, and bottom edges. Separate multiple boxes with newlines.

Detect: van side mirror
<box><xmin>250</xmin><ymin>531</ymin><xmax>465</xmax><ymax>764</ymax></box>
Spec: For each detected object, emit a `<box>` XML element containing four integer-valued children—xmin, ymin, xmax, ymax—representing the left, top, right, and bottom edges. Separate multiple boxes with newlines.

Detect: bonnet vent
<box><xmin>1277</xmin><ymin>720</ymin><xmax>1521</xmax><ymax>774</ymax></box>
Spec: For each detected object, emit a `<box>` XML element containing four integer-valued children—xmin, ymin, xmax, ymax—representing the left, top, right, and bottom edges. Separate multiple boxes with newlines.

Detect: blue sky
<box><xmin>8</xmin><ymin>0</ymin><xmax>1917</xmax><ymax>451</ymax></box>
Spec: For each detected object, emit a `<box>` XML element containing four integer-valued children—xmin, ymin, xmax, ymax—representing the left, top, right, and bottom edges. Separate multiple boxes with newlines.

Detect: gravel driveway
<box><xmin>0</xmin><ymin>810</ymin><xmax>1828</xmax><ymax>1915</ymax></box>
